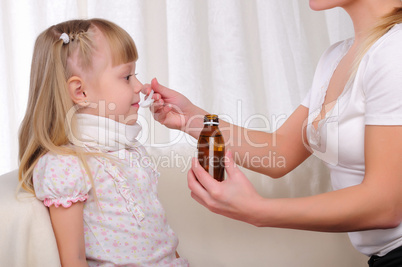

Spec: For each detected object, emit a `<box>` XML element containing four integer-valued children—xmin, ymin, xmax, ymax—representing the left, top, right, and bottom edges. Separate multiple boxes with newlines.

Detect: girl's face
<box><xmin>93</xmin><ymin>60</ymin><xmax>142</xmax><ymax>125</ymax></box>
<box><xmin>79</xmin><ymin>29</ymin><xmax>142</xmax><ymax>125</ymax></box>
<box><xmin>309</xmin><ymin>0</ymin><xmax>355</xmax><ymax>11</ymax></box>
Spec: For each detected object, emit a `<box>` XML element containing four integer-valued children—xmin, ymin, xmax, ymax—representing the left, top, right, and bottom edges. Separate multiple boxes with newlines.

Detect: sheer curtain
<box><xmin>0</xmin><ymin>0</ymin><xmax>353</xmax><ymax>177</ymax></box>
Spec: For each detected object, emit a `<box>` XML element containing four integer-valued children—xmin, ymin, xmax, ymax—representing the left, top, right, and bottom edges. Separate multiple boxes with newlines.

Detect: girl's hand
<box><xmin>142</xmin><ymin>78</ymin><xmax>207</xmax><ymax>134</ymax></box>
<box><xmin>187</xmin><ymin>150</ymin><xmax>265</xmax><ymax>226</ymax></box>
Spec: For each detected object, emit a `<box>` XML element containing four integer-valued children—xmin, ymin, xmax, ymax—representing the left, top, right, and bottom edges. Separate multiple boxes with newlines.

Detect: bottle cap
<box><xmin>204</xmin><ymin>114</ymin><xmax>219</xmax><ymax>125</ymax></box>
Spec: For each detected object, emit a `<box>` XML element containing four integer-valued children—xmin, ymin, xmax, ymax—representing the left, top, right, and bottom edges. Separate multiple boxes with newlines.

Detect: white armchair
<box><xmin>0</xmin><ymin>170</ymin><xmax>60</xmax><ymax>267</ymax></box>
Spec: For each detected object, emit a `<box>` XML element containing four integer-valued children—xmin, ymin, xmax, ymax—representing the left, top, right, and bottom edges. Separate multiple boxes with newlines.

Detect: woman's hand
<box><xmin>187</xmin><ymin>150</ymin><xmax>266</xmax><ymax>226</ymax></box>
<box><xmin>142</xmin><ymin>78</ymin><xmax>207</xmax><ymax>134</ymax></box>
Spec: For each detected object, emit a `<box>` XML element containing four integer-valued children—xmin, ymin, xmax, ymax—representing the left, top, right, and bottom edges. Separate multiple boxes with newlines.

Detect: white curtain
<box><xmin>0</xmin><ymin>0</ymin><xmax>353</xmax><ymax>176</ymax></box>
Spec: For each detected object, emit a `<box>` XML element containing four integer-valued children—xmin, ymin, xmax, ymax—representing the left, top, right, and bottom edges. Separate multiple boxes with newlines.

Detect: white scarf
<box><xmin>69</xmin><ymin>113</ymin><xmax>142</xmax><ymax>152</ymax></box>
<box><xmin>68</xmin><ymin>114</ymin><xmax>148</xmax><ymax>224</ymax></box>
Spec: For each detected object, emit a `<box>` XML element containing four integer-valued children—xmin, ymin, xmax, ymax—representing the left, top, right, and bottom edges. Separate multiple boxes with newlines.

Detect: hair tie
<box><xmin>59</xmin><ymin>33</ymin><xmax>70</xmax><ymax>44</ymax></box>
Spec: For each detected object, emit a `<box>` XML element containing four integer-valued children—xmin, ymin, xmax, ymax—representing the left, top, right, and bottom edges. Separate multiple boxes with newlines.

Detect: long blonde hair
<box><xmin>18</xmin><ymin>19</ymin><xmax>138</xmax><ymax>194</ymax></box>
<box><xmin>352</xmin><ymin>7</ymin><xmax>402</xmax><ymax>75</ymax></box>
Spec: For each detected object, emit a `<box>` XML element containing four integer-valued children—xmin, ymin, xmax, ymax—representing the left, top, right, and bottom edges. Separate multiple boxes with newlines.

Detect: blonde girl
<box><xmin>144</xmin><ymin>0</ymin><xmax>402</xmax><ymax>266</ymax></box>
<box><xmin>18</xmin><ymin>19</ymin><xmax>188</xmax><ymax>266</ymax></box>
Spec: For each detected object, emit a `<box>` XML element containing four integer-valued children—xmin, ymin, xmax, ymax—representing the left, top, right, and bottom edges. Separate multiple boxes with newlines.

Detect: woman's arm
<box><xmin>217</xmin><ymin>104</ymin><xmax>312</xmax><ymax>177</ymax></box>
<box><xmin>145</xmin><ymin>79</ymin><xmax>312</xmax><ymax>177</ymax></box>
<box><xmin>188</xmin><ymin>125</ymin><xmax>402</xmax><ymax>231</ymax></box>
<box><xmin>49</xmin><ymin>202</ymin><xmax>88</xmax><ymax>267</ymax></box>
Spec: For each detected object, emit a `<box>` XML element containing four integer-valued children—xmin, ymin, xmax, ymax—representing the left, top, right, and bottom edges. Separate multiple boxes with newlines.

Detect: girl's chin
<box><xmin>119</xmin><ymin>115</ymin><xmax>138</xmax><ymax>125</ymax></box>
<box><xmin>309</xmin><ymin>0</ymin><xmax>339</xmax><ymax>11</ymax></box>
<box><xmin>124</xmin><ymin>120</ymin><xmax>138</xmax><ymax>125</ymax></box>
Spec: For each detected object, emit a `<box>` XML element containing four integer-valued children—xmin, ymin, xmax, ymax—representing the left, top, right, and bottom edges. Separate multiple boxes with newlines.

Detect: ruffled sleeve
<box><xmin>33</xmin><ymin>152</ymin><xmax>92</xmax><ymax>208</ymax></box>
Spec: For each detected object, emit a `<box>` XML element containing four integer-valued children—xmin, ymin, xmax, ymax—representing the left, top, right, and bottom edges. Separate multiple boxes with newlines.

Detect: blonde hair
<box><xmin>352</xmin><ymin>7</ymin><xmax>402</xmax><ymax>75</ymax></box>
<box><xmin>18</xmin><ymin>18</ymin><xmax>138</xmax><ymax>194</ymax></box>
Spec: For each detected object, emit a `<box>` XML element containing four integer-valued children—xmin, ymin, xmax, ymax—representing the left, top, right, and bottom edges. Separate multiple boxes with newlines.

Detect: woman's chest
<box><xmin>312</xmin><ymin>47</ymin><xmax>356</xmax><ymax>130</ymax></box>
<box><xmin>307</xmin><ymin>76</ymin><xmax>366</xmax><ymax>171</ymax></box>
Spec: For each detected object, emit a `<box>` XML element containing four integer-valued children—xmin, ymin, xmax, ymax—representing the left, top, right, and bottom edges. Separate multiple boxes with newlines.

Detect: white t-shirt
<box><xmin>302</xmin><ymin>23</ymin><xmax>402</xmax><ymax>256</ymax></box>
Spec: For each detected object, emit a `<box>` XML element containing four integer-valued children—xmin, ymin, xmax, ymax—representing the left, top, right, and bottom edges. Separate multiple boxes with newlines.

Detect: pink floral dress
<box><xmin>33</xmin><ymin>146</ymin><xmax>189</xmax><ymax>266</ymax></box>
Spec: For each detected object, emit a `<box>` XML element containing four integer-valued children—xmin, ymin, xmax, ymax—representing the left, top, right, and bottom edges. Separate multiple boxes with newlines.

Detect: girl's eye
<box><xmin>125</xmin><ymin>73</ymin><xmax>138</xmax><ymax>81</ymax></box>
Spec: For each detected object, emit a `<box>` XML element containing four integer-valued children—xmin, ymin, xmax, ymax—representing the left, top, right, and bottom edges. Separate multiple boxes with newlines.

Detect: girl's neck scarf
<box><xmin>69</xmin><ymin>113</ymin><xmax>142</xmax><ymax>152</ymax></box>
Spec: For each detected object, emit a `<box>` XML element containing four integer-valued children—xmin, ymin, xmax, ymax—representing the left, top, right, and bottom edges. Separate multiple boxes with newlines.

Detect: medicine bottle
<box><xmin>197</xmin><ymin>114</ymin><xmax>225</xmax><ymax>181</ymax></box>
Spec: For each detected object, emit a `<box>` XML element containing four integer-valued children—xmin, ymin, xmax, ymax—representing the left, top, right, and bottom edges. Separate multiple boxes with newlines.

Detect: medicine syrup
<box><xmin>197</xmin><ymin>114</ymin><xmax>225</xmax><ymax>181</ymax></box>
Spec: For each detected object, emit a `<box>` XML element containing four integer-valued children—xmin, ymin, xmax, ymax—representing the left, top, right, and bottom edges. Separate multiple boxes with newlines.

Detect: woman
<box><xmin>144</xmin><ymin>0</ymin><xmax>402</xmax><ymax>265</ymax></box>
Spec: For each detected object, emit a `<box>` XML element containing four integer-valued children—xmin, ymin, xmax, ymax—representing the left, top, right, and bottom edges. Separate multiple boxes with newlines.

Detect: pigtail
<box><xmin>34</xmin><ymin>39</ymin><xmax>72</xmax><ymax>151</ymax></box>
<box><xmin>19</xmin><ymin>35</ymin><xmax>74</xmax><ymax>193</ymax></box>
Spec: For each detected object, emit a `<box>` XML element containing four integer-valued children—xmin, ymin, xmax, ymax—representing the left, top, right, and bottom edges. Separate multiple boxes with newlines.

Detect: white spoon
<box><xmin>139</xmin><ymin>90</ymin><xmax>154</xmax><ymax>108</ymax></box>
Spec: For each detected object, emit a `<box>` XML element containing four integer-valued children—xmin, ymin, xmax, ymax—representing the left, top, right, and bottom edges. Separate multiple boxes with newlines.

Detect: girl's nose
<box><xmin>134</xmin><ymin>77</ymin><xmax>143</xmax><ymax>93</ymax></box>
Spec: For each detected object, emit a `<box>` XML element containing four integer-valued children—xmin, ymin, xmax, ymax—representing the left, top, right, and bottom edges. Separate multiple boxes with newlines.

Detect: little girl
<box><xmin>18</xmin><ymin>18</ymin><xmax>189</xmax><ymax>266</ymax></box>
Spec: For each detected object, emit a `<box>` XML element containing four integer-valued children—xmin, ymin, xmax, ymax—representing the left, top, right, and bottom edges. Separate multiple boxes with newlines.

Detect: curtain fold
<box><xmin>0</xmin><ymin>0</ymin><xmax>353</xmax><ymax>176</ymax></box>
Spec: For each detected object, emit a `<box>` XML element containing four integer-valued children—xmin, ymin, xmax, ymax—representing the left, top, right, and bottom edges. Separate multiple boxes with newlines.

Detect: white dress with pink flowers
<box><xmin>33</xmin><ymin>114</ymin><xmax>189</xmax><ymax>266</ymax></box>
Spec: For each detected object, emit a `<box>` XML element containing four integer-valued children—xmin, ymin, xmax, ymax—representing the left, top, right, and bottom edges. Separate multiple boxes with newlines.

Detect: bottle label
<box><xmin>198</xmin><ymin>136</ymin><xmax>225</xmax><ymax>181</ymax></box>
<box><xmin>203</xmin><ymin>122</ymin><xmax>219</xmax><ymax>126</ymax></box>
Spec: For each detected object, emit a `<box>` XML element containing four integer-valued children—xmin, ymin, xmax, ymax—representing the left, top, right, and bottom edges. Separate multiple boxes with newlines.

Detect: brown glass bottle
<box><xmin>197</xmin><ymin>114</ymin><xmax>225</xmax><ymax>181</ymax></box>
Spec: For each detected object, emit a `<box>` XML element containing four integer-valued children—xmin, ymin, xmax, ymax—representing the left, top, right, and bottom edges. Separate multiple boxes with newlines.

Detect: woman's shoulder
<box><xmin>365</xmin><ymin>23</ymin><xmax>402</xmax><ymax>59</ymax></box>
<box><xmin>378</xmin><ymin>23</ymin><xmax>402</xmax><ymax>44</ymax></box>
<box><xmin>359</xmin><ymin>24</ymin><xmax>402</xmax><ymax>125</ymax></box>
<box><xmin>357</xmin><ymin>23</ymin><xmax>402</xmax><ymax>84</ymax></box>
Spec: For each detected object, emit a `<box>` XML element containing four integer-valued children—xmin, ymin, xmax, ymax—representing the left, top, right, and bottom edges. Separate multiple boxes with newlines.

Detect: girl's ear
<box><xmin>67</xmin><ymin>76</ymin><xmax>87</xmax><ymax>105</ymax></box>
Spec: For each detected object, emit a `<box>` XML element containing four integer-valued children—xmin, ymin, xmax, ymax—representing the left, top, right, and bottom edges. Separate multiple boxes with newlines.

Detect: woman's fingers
<box><xmin>187</xmin><ymin>166</ymin><xmax>211</xmax><ymax>205</ymax></box>
<box><xmin>141</xmin><ymin>83</ymin><xmax>151</xmax><ymax>95</ymax></box>
<box><xmin>224</xmin><ymin>150</ymin><xmax>237</xmax><ymax>179</ymax></box>
<box><xmin>190</xmin><ymin>157</ymin><xmax>221</xmax><ymax>192</ymax></box>
<box><xmin>151</xmin><ymin>78</ymin><xmax>176</xmax><ymax>99</ymax></box>
<box><xmin>144</xmin><ymin>79</ymin><xmax>175</xmax><ymax>104</ymax></box>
